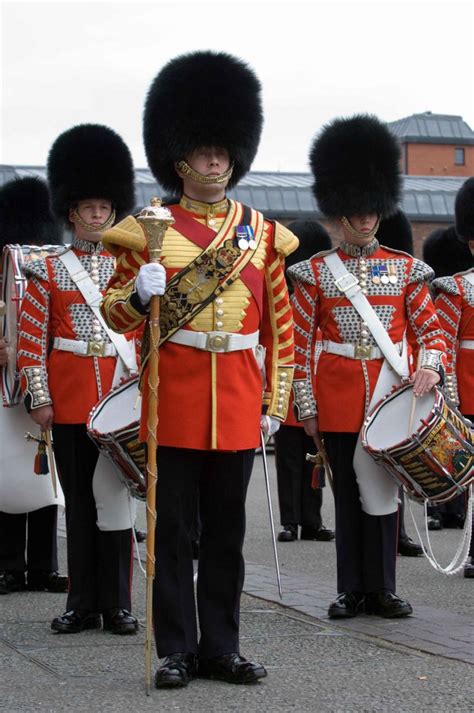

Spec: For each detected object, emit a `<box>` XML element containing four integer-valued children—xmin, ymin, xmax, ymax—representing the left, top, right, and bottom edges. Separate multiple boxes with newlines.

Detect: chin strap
<box><xmin>70</xmin><ymin>208</ymin><xmax>116</xmax><ymax>233</ymax></box>
<box><xmin>176</xmin><ymin>160</ymin><xmax>234</xmax><ymax>185</ymax></box>
<box><xmin>341</xmin><ymin>215</ymin><xmax>380</xmax><ymax>241</ymax></box>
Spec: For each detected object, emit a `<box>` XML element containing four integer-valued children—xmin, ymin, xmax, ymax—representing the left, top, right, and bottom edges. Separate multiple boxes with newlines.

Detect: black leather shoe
<box><xmin>199</xmin><ymin>653</ymin><xmax>267</xmax><ymax>684</ymax></box>
<box><xmin>277</xmin><ymin>525</ymin><xmax>297</xmax><ymax>542</ymax></box>
<box><xmin>464</xmin><ymin>557</ymin><xmax>474</xmax><ymax>579</ymax></box>
<box><xmin>427</xmin><ymin>516</ymin><xmax>443</xmax><ymax>531</ymax></box>
<box><xmin>301</xmin><ymin>525</ymin><xmax>335</xmax><ymax>542</ymax></box>
<box><xmin>102</xmin><ymin>608</ymin><xmax>138</xmax><ymax>635</ymax></box>
<box><xmin>398</xmin><ymin>536</ymin><xmax>423</xmax><ymax>557</ymax></box>
<box><xmin>328</xmin><ymin>592</ymin><xmax>364</xmax><ymax>618</ymax></box>
<box><xmin>27</xmin><ymin>570</ymin><xmax>68</xmax><ymax>593</ymax></box>
<box><xmin>51</xmin><ymin>609</ymin><xmax>101</xmax><ymax>633</ymax></box>
<box><xmin>0</xmin><ymin>571</ymin><xmax>25</xmax><ymax>595</ymax></box>
<box><xmin>365</xmin><ymin>591</ymin><xmax>413</xmax><ymax>618</ymax></box>
<box><xmin>155</xmin><ymin>653</ymin><xmax>197</xmax><ymax>688</ymax></box>
<box><xmin>443</xmin><ymin>514</ymin><xmax>465</xmax><ymax>529</ymax></box>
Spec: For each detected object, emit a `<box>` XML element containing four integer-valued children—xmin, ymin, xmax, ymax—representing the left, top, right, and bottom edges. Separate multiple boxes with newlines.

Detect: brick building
<box><xmin>388</xmin><ymin>112</ymin><xmax>474</xmax><ymax>177</ymax></box>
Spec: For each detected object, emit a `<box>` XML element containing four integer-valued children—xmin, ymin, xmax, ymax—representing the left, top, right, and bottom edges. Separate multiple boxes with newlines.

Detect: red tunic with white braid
<box><xmin>433</xmin><ymin>269</ymin><xmax>474</xmax><ymax>414</ymax></box>
<box><xmin>17</xmin><ymin>238</ymin><xmax>128</xmax><ymax>424</ymax></box>
<box><xmin>100</xmin><ymin>198</ymin><xmax>297</xmax><ymax>451</ymax></box>
<box><xmin>289</xmin><ymin>240</ymin><xmax>446</xmax><ymax>433</ymax></box>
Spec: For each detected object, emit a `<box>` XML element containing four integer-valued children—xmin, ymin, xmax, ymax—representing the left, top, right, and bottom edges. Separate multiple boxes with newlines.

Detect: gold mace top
<box><xmin>137</xmin><ymin>197</ymin><xmax>175</xmax><ymax>262</ymax></box>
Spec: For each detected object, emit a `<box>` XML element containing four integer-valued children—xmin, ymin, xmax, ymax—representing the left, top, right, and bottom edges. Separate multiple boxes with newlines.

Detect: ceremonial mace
<box><xmin>137</xmin><ymin>198</ymin><xmax>174</xmax><ymax>696</ymax></box>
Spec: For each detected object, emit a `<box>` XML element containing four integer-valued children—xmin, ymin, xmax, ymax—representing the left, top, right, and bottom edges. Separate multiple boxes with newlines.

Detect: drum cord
<box><xmin>407</xmin><ymin>484</ymin><xmax>473</xmax><ymax>575</ymax></box>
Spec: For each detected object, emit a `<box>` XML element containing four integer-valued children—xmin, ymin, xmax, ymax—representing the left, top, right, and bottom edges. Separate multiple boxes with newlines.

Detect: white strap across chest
<box><xmin>323</xmin><ymin>251</ymin><xmax>409</xmax><ymax>378</ymax></box>
<box><xmin>58</xmin><ymin>250</ymin><xmax>137</xmax><ymax>374</ymax></box>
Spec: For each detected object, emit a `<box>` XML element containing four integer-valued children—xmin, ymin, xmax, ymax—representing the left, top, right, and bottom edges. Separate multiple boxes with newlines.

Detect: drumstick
<box><xmin>408</xmin><ymin>350</ymin><xmax>423</xmax><ymax>436</ymax></box>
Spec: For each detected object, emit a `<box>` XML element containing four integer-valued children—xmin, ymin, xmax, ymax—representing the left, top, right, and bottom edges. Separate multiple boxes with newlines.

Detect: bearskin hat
<box><xmin>0</xmin><ymin>177</ymin><xmax>62</xmax><ymax>250</ymax></box>
<box><xmin>309</xmin><ymin>114</ymin><xmax>401</xmax><ymax>219</ymax></box>
<box><xmin>376</xmin><ymin>210</ymin><xmax>413</xmax><ymax>255</ymax></box>
<box><xmin>143</xmin><ymin>51</ymin><xmax>263</xmax><ymax>193</ymax></box>
<box><xmin>455</xmin><ymin>177</ymin><xmax>474</xmax><ymax>242</ymax></box>
<box><xmin>422</xmin><ymin>226</ymin><xmax>473</xmax><ymax>278</ymax></box>
<box><xmin>285</xmin><ymin>220</ymin><xmax>332</xmax><ymax>270</ymax></box>
<box><xmin>47</xmin><ymin>124</ymin><xmax>135</xmax><ymax>224</ymax></box>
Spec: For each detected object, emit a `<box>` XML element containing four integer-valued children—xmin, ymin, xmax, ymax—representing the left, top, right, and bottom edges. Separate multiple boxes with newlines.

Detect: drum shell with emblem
<box><xmin>362</xmin><ymin>383</ymin><xmax>474</xmax><ymax>504</ymax></box>
<box><xmin>87</xmin><ymin>376</ymin><xmax>146</xmax><ymax>500</ymax></box>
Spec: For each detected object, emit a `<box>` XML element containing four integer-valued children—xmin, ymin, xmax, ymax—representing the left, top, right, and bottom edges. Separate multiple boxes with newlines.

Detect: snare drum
<box><xmin>1</xmin><ymin>244</ymin><xmax>59</xmax><ymax>406</ymax></box>
<box><xmin>362</xmin><ymin>383</ymin><xmax>474</xmax><ymax>504</ymax></box>
<box><xmin>87</xmin><ymin>377</ymin><xmax>146</xmax><ymax>500</ymax></box>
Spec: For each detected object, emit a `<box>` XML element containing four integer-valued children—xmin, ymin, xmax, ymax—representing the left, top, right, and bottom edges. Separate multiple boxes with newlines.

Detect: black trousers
<box><xmin>324</xmin><ymin>432</ymin><xmax>398</xmax><ymax>594</ymax></box>
<box><xmin>52</xmin><ymin>424</ymin><xmax>133</xmax><ymax>612</ymax></box>
<box><xmin>153</xmin><ymin>446</ymin><xmax>254</xmax><ymax>659</ymax></box>
<box><xmin>0</xmin><ymin>506</ymin><xmax>58</xmax><ymax>573</ymax></box>
<box><xmin>274</xmin><ymin>425</ymin><xmax>323</xmax><ymax>528</ymax></box>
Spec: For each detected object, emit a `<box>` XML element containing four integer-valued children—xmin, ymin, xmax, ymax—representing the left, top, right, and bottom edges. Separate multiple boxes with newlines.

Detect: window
<box><xmin>454</xmin><ymin>147</ymin><xmax>465</xmax><ymax>166</ymax></box>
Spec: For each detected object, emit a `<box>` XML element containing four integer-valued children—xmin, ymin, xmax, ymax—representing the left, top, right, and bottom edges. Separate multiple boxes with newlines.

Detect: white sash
<box><xmin>58</xmin><ymin>250</ymin><xmax>137</xmax><ymax>380</ymax></box>
<box><xmin>323</xmin><ymin>252</ymin><xmax>406</xmax><ymax>515</ymax></box>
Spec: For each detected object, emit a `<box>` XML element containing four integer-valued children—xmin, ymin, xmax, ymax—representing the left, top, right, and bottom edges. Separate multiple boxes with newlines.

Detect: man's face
<box><xmin>341</xmin><ymin>213</ymin><xmax>379</xmax><ymax>245</ymax></box>
<box><xmin>469</xmin><ymin>239</ymin><xmax>474</xmax><ymax>255</ymax></box>
<box><xmin>186</xmin><ymin>146</ymin><xmax>231</xmax><ymax>178</ymax></box>
<box><xmin>69</xmin><ymin>198</ymin><xmax>113</xmax><ymax>241</ymax></box>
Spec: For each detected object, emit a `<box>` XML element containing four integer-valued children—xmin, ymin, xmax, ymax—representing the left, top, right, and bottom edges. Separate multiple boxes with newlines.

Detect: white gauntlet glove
<box><xmin>260</xmin><ymin>415</ymin><xmax>281</xmax><ymax>444</ymax></box>
<box><xmin>135</xmin><ymin>263</ymin><xmax>167</xmax><ymax>306</ymax></box>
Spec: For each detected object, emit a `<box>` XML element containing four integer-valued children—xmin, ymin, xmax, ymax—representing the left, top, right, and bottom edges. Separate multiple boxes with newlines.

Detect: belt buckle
<box><xmin>354</xmin><ymin>345</ymin><xmax>372</xmax><ymax>359</ymax></box>
<box><xmin>87</xmin><ymin>341</ymin><xmax>106</xmax><ymax>357</ymax></box>
<box><xmin>206</xmin><ymin>333</ymin><xmax>230</xmax><ymax>352</ymax></box>
<box><xmin>334</xmin><ymin>273</ymin><xmax>359</xmax><ymax>293</ymax></box>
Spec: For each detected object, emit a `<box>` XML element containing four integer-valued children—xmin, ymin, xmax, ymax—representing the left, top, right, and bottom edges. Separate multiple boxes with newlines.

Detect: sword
<box><xmin>260</xmin><ymin>430</ymin><xmax>283</xmax><ymax>599</ymax></box>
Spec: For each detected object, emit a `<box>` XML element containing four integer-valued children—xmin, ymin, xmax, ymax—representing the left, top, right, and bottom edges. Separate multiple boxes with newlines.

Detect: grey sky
<box><xmin>1</xmin><ymin>0</ymin><xmax>473</xmax><ymax>171</ymax></box>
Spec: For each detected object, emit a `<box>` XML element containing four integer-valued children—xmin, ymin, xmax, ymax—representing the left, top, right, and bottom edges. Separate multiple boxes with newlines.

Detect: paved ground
<box><xmin>1</xmin><ymin>450</ymin><xmax>472</xmax><ymax>711</ymax></box>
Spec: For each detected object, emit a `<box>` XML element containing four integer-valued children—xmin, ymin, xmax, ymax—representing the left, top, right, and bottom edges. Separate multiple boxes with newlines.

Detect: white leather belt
<box><xmin>167</xmin><ymin>329</ymin><xmax>259</xmax><ymax>353</ymax></box>
<box><xmin>53</xmin><ymin>336</ymin><xmax>117</xmax><ymax>358</ymax></box>
<box><xmin>322</xmin><ymin>339</ymin><xmax>404</xmax><ymax>361</ymax></box>
<box><xmin>460</xmin><ymin>340</ymin><xmax>474</xmax><ymax>350</ymax></box>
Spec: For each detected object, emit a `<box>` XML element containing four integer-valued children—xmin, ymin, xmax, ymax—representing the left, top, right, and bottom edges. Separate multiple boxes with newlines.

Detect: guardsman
<box><xmin>432</xmin><ymin>177</ymin><xmax>474</xmax><ymax>577</ymax></box>
<box><xmin>101</xmin><ymin>51</ymin><xmax>297</xmax><ymax>688</ymax></box>
<box><xmin>289</xmin><ymin>115</ymin><xmax>445</xmax><ymax>619</ymax></box>
<box><xmin>17</xmin><ymin>125</ymin><xmax>139</xmax><ymax>634</ymax></box>
<box><xmin>0</xmin><ymin>176</ymin><xmax>67</xmax><ymax>595</ymax></box>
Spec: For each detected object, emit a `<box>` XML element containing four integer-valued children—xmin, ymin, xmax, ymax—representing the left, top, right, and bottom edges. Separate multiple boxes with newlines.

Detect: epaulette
<box><xmin>273</xmin><ymin>221</ymin><xmax>299</xmax><ymax>257</ymax></box>
<box><xmin>378</xmin><ymin>245</ymin><xmax>413</xmax><ymax>259</ymax></box>
<box><xmin>408</xmin><ymin>258</ymin><xmax>434</xmax><ymax>284</ymax></box>
<box><xmin>432</xmin><ymin>276</ymin><xmax>460</xmax><ymax>296</ymax></box>
<box><xmin>314</xmin><ymin>246</ymin><xmax>338</xmax><ymax>258</ymax></box>
<box><xmin>287</xmin><ymin>259</ymin><xmax>316</xmax><ymax>286</ymax></box>
<box><xmin>102</xmin><ymin>215</ymin><xmax>146</xmax><ymax>257</ymax></box>
<box><xmin>21</xmin><ymin>257</ymin><xmax>49</xmax><ymax>282</ymax></box>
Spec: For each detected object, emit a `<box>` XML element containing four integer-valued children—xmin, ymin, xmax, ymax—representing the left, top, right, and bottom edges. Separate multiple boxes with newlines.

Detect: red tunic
<box><xmin>101</xmin><ymin>198</ymin><xmax>298</xmax><ymax>451</ymax></box>
<box><xmin>433</xmin><ymin>269</ymin><xmax>474</xmax><ymax>415</ymax></box>
<box><xmin>289</xmin><ymin>240</ymin><xmax>446</xmax><ymax>432</ymax></box>
<box><xmin>17</xmin><ymin>238</ymin><xmax>134</xmax><ymax>424</ymax></box>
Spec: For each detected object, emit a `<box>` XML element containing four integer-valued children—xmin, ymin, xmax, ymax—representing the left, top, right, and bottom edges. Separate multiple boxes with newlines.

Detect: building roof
<box><xmin>1</xmin><ymin>165</ymin><xmax>466</xmax><ymax>223</ymax></box>
<box><xmin>388</xmin><ymin>112</ymin><xmax>474</xmax><ymax>145</ymax></box>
